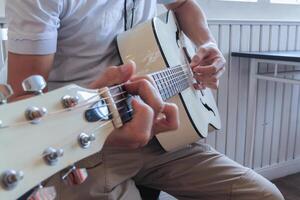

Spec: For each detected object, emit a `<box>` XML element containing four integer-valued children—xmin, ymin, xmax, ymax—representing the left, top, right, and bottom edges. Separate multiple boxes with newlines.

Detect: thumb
<box><xmin>89</xmin><ymin>60</ymin><xmax>136</xmax><ymax>88</ymax></box>
<box><xmin>190</xmin><ymin>49</ymin><xmax>206</xmax><ymax>68</ymax></box>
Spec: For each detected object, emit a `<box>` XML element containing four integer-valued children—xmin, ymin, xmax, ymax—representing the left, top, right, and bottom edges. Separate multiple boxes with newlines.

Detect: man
<box><xmin>6</xmin><ymin>0</ymin><xmax>284</xmax><ymax>199</ymax></box>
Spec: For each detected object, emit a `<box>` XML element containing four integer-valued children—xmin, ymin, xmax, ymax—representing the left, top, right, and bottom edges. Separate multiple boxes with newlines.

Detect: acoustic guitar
<box><xmin>0</xmin><ymin>11</ymin><xmax>220</xmax><ymax>200</ymax></box>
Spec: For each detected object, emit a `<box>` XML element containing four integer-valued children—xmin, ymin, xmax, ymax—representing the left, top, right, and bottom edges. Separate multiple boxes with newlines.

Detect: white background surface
<box><xmin>0</xmin><ymin>0</ymin><xmax>4</xmax><ymax>17</ymax></box>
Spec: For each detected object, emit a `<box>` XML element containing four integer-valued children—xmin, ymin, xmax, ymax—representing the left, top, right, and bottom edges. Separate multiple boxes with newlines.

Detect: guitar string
<box><xmin>0</xmin><ymin>65</ymin><xmax>191</xmax><ymax>129</ymax></box>
<box><xmin>63</xmin><ymin>63</ymin><xmax>190</xmax><ymax>110</ymax></box>
<box><xmin>51</xmin><ymin>108</ymin><xmax>135</xmax><ymax>158</ymax></box>
<box><xmin>0</xmin><ymin>71</ymin><xmax>189</xmax><ymax>128</ymax></box>
<box><xmin>0</xmin><ymin>72</ymin><xmax>189</xmax><ymax>129</ymax></box>
<box><xmin>0</xmin><ymin>96</ymin><xmax>130</xmax><ymax>129</ymax></box>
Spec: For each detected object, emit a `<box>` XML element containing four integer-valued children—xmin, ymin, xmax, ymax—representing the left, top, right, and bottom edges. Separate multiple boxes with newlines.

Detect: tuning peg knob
<box><xmin>61</xmin><ymin>95</ymin><xmax>80</xmax><ymax>108</ymax></box>
<box><xmin>43</xmin><ymin>147</ymin><xmax>64</xmax><ymax>166</ymax></box>
<box><xmin>78</xmin><ymin>133</ymin><xmax>96</xmax><ymax>149</ymax></box>
<box><xmin>25</xmin><ymin>106</ymin><xmax>48</xmax><ymax>124</ymax></box>
<box><xmin>0</xmin><ymin>84</ymin><xmax>13</xmax><ymax>104</ymax></box>
<box><xmin>1</xmin><ymin>170</ymin><xmax>24</xmax><ymax>190</ymax></box>
<box><xmin>22</xmin><ymin>75</ymin><xmax>46</xmax><ymax>95</ymax></box>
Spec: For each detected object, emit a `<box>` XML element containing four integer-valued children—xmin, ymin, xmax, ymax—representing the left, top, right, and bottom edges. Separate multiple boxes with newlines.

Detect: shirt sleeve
<box><xmin>6</xmin><ymin>0</ymin><xmax>63</xmax><ymax>55</ymax></box>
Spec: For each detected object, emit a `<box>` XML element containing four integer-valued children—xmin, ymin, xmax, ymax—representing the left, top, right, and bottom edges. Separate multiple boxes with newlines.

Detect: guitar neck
<box><xmin>107</xmin><ymin>65</ymin><xmax>190</xmax><ymax>124</ymax></box>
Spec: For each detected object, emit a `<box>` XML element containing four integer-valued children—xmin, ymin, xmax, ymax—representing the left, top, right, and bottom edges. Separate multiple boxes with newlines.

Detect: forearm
<box><xmin>7</xmin><ymin>52</ymin><xmax>54</xmax><ymax>102</ymax></box>
<box><xmin>167</xmin><ymin>0</ymin><xmax>216</xmax><ymax>47</ymax></box>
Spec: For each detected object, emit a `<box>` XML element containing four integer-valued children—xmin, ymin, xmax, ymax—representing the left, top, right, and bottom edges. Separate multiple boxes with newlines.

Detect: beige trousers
<box><xmin>48</xmin><ymin>139</ymin><xmax>284</xmax><ymax>200</ymax></box>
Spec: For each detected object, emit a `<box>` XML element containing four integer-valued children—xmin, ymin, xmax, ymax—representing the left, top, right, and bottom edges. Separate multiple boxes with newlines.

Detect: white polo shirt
<box><xmin>6</xmin><ymin>0</ymin><xmax>175</xmax><ymax>90</ymax></box>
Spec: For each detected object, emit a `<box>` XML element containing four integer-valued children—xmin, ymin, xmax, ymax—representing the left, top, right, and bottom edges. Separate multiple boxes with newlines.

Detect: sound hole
<box><xmin>200</xmin><ymin>91</ymin><xmax>216</xmax><ymax>116</ymax></box>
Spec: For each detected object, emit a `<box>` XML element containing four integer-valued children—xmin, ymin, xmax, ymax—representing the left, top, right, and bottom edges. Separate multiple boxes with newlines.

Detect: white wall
<box><xmin>197</xmin><ymin>0</ymin><xmax>300</xmax><ymax>21</ymax></box>
<box><xmin>0</xmin><ymin>0</ymin><xmax>4</xmax><ymax>17</ymax></box>
<box><xmin>206</xmin><ymin>20</ymin><xmax>300</xmax><ymax>180</ymax></box>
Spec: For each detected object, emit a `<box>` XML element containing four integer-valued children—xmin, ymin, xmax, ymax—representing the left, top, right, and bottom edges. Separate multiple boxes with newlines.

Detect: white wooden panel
<box><xmin>277</xmin><ymin>25</ymin><xmax>292</xmax><ymax>163</ymax></box>
<box><xmin>297</xmin><ymin>26</ymin><xmax>300</xmax><ymax>50</ymax></box>
<box><xmin>206</xmin><ymin>22</ymin><xmax>300</xmax><ymax>173</ymax></box>
<box><xmin>262</xmin><ymin>78</ymin><xmax>276</xmax><ymax>166</ymax></box>
<box><xmin>270</xmin><ymin>82</ymin><xmax>284</xmax><ymax>165</ymax></box>
<box><xmin>285</xmin><ymin>26</ymin><xmax>299</xmax><ymax>161</ymax></box>
<box><xmin>235</xmin><ymin>25</ymin><xmax>251</xmax><ymax>165</ymax></box>
<box><xmin>226</xmin><ymin>24</ymin><xmax>240</xmax><ymax>160</ymax></box>
<box><xmin>253</xmin><ymin>25</ymin><xmax>269</xmax><ymax>169</ymax></box>
<box><xmin>269</xmin><ymin>26</ymin><xmax>280</xmax><ymax>51</ymax></box>
<box><xmin>279</xmin><ymin>83</ymin><xmax>292</xmax><ymax>163</ymax></box>
<box><xmin>216</xmin><ymin>25</ymin><xmax>230</xmax><ymax>154</ymax></box>
<box><xmin>250</xmin><ymin>25</ymin><xmax>261</xmax><ymax>52</ymax></box>
<box><xmin>295</xmin><ymin>86</ymin><xmax>300</xmax><ymax>158</ymax></box>
<box><xmin>243</xmin><ymin>25</ymin><xmax>260</xmax><ymax>168</ymax></box>
<box><xmin>287</xmin><ymin>26</ymin><xmax>297</xmax><ymax>50</ymax></box>
<box><xmin>287</xmin><ymin>85</ymin><xmax>299</xmax><ymax>160</ymax></box>
<box><xmin>262</xmin><ymin>25</ymin><xmax>279</xmax><ymax>167</ymax></box>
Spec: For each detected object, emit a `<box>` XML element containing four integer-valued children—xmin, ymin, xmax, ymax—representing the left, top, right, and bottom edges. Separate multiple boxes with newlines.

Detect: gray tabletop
<box><xmin>231</xmin><ymin>51</ymin><xmax>300</xmax><ymax>62</ymax></box>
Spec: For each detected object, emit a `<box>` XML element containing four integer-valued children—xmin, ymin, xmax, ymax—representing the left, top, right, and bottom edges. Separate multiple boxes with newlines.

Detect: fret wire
<box><xmin>162</xmin><ymin>71</ymin><xmax>170</xmax><ymax>99</ymax></box>
<box><xmin>173</xmin><ymin>69</ymin><xmax>180</xmax><ymax>93</ymax></box>
<box><xmin>171</xmin><ymin>68</ymin><xmax>179</xmax><ymax>95</ymax></box>
<box><xmin>157</xmin><ymin>73</ymin><xmax>166</xmax><ymax>100</ymax></box>
<box><xmin>167</xmin><ymin>69</ymin><xmax>173</xmax><ymax>96</ymax></box>
<box><xmin>166</xmin><ymin>70</ymin><xmax>174</xmax><ymax>98</ymax></box>
<box><xmin>159</xmin><ymin>76</ymin><xmax>189</xmax><ymax>100</ymax></box>
<box><xmin>150</xmin><ymin>63</ymin><xmax>188</xmax><ymax>76</ymax></box>
<box><xmin>170</xmin><ymin>69</ymin><xmax>178</xmax><ymax>96</ymax></box>
<box><xmin>155</xmin><ymin>72</ymin><xmax>189</xmax><ymax>99</ymax></box>
<box><xmin>152</xmin><ymin>71</ymin><xmax>189</xmax><ymax>93</ymax></box>
<box><xmin>171</xmin><ymin>68</ymin><xmax>178</xmax><ymax>94</ymax></box>
<box><xmin>165</xmin><ymin>70</ymin><xmax>171</xmax><ymax>98</ymax></box>
<box><xmin>152</xmin><ymin>67</ymin><xmax>188</xmax><ymax>82</ymax></box>
<box><xmin>175</xmin><ymin>68</ymin><xmax>181</xmax><ymax>93</ymax></box>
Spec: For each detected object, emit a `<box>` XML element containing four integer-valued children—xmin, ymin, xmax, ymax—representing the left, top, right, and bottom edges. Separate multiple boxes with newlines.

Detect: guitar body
<box><xmin>117</xmin><ymin>12</ymin><xmax>221</xmax><ymax>151</ymax></box>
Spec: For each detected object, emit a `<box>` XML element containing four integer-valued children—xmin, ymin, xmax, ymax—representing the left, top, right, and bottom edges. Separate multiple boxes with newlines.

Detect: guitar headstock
<box><xmin>0</xmin><ymin>76</ymin><xmax>116</xmax><ymax>199</ymax></box>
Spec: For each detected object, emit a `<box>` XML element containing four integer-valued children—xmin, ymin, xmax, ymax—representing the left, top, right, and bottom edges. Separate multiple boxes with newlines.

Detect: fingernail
<box><xmin>120</xmin><ymin>64</ymin><xmax>131</xmax><ymax>74</ymax></box>
<box><xmin>192</xmin><ymin>55</ymin><xmax>200</xmax><ymax>63</ymax></box>
<box><xmin>127</xmin><ymin>59</ymin><xmax>136</xmax><ymax>67</ymax></box>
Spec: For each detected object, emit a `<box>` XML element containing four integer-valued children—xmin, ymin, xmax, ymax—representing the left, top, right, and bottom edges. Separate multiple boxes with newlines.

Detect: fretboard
<box><xmin>151</xmin><ymin>66</ymin><xmax>189</xmax><ymax>101</ymax></box>
<box><xmin>107</xmin><ymin>65</ymin><xmax>189</xmax><ymax>124</ymax></box>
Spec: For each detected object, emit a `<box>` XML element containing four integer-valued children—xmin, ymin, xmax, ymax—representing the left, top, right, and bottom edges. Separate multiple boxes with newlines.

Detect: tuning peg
<box><xmin>61</xmin><ymin>165</ymin><xmax>88</xmax><ymax>186</ymax></box>
<box><xmin>22</xmin><ymin>75</ymin><xmax>46</xmax><ymax>95</ymax></box>
<box><xmin>1</xmin><ymin>170</ymin><xmax>24</xmax><ymax>190</ymax></box>
<box><xmin>25</xmin><ymin>106</ymin><xmax>48</xmax><ymax>124</ymax></box>
<box><xmin>61</xmin><ymin>95</ymin><xmax>80</xmax><ymax>108</ymax></box>
<box><xmin>0</xmin><ymin>84</ymin><xmax>13</xmax><ymax>104</ymax></box>
<box><xmin>78</xmin><ymin>133</ymin><xmax>96</xmax><ymax>149</ymax></box>
<box><xmin>43</xmin><ymin>147</ymin><xmax>64</xmax><ymax>166</ymax></box>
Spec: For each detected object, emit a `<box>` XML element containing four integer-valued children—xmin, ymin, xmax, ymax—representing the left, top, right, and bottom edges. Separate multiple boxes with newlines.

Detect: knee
<box><xmin>232</xmin><ymin>169</ymin><xmax>284</xmax><ymax>200</ymax></box>
<box><xmin>261</xmin><ymin>181</ymin><xmax>284</xmax><ymax>200</ymax></box>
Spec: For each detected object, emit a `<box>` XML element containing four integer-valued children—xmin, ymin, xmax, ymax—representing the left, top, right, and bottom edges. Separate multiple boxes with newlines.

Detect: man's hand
<box><xmin>190</xmin><ymin>42</ymin><xmax>226</xmax><ymax>90</ymax></box>
<box><xmin>89</xmin><ymin>61</ymin><xmax>179</xmax><ymax>149</ymax></box>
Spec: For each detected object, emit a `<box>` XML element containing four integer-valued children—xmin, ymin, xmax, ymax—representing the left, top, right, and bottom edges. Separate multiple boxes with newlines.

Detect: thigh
<box><xmin>46</xmin><ymin>146</ymin><xmax>143</xmax><ymax>200</ymax></box>
<box><xmin>135</xmin><ymin>141</ymin><xmax>283</xmax><ymax>200</ymax></box>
